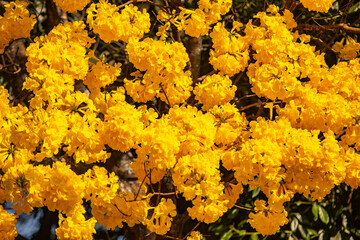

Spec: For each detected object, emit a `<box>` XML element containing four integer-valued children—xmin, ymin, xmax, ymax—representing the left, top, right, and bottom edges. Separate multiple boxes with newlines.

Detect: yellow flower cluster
<box><xmin>194</xmin><ymin>74</ymin><xmax>237</xmax><ymax>110</ymax></box>
<box><xmin>240</xmin><ymin>6</ymin><xmax>360</xmax><ymax>137</ymax></box>
<box><xmin>209</xmin><ymin>22</ymin><xmax>250</xmax><ymax>76</ymax></box>
<box><xmin>209</xmin><ymin>103</ymin><xmax>249</xmax><ymax>148</ymax></box>
<box><xmin>56</xmin><ymin>205</ymin><xmax>96</xmax><ymax>240</ymax></box>
<box><xmin>82</xmin><ymin>167</ymin><xmax>147</xmax><ymax>230</ymax></box>
<box><xmin>222</xmin><ymin>115</ymin><xmax>353</xmax><ymax>234</ymax></box>
<box><xmin>248</xmin><ymin>200</ymin><xmax>288</xmax><ymax>235</ymax></box>
<box><xmin>1</xmin><ymin>162</ymin><xmax>85</xmax><ymax>215</ymax></box>
<box><xmin>87</xmin><ymin>1</ymin><xmax>150</xmax><ymax>43</ymax></box>
<box><xmin>0</xmin><ymin>0</ymin><xmax>36</xmax><ymax>54</ymax></box>
<box><xmin>246</xmin><ymin>7</ymin><xmax>304</xmax><ymax>101</ymax></box>
<box><xmin>156</xmin><ymin>0</ymin><xmax>232</xmax><ymax>38</ymax></box>
<box><xmin>53</xmin><ymin>0</ymin><xmax>91</xmax><ymax>13</ymax></box>
<box><xmin>131</xmin><ymin>105</ymin><xmax>216</xmax><ymax>184</ymax></box>
<box><xmin>84</xmin><ymin>55</ymin><xmax>122</xmax><ymax>96</ymax></box>
<box><xmin>333</xmin><ymin>36</ymin><xmax>360</xmax><ymax>60</ymax></box>
<box><xmin>145</xmin><ymin>198</ymin><xmax>177</xmax><ymax>235</ymax></box>
<box><xmin>342</xmin><ymin>148</ymin><xmax>360</xmax><ymax>188</ymax></box>
<box><xmin>102</xmin><ymin>99</ymin><xmax>145</xmax><ymax>152</ymax></box>
<box><xmin>156</xmin><ymin>10</ymin><xmax>182</xmax><ymax>40</ymax></box>
<box><xmin>178</xmin><ymin>0</ymin><xmax>232</xmax><ymax>37</ymax></box>
<box><xmin>187</xmin><ymin>231</ymin><xmax>203</xmax><ymax>240</ymax></box>
<box><xmin>24</xmin><ymin>21</ymin><xmax>94</xmax><ymax>107</ymax></box>
<box><xmin>0</xmin><ymin>205</ymin><xmax>17</xmax><ymax>239</ymax></box>
<box><xmin>1</xmin><ymin>0</ymin><xmax>360</xmax><ymax>238</ymax></box>
<box><xmin>173</xmin><ymin>151</ymin><xmax>228</xmax><ymax>223</ymax></box>
<box><xmin>167</xmin><ymin>106</ymin><xmax>216</xmax><ymax>156</ymax></box>
<box><xmin>125</xmin><ymin>38</ymin><xmax>192</xmax><ymax>104</ymax></box>
<box><xmin>300</xmin><ymin>0</ymin><xmax>336</xmax><ymax>12</ymax></box>
<box><xmin>132</xmin><ymin>118</ymin><xmax>179</xmax><ymax>183</ymax></box>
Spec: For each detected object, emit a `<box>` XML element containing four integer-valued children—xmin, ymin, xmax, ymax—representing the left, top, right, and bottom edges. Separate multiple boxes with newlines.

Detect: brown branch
<box><xmin>134</xmin><ymin>166</ymin><xmax>151</xmax><ymax>201</ymax></box>
<box><xmin>311</xmin><ymin>37</ymin><xmax>338</xmax><ymax>55</ymax></box>
<box><xmin>119</xmin><ymin>0</ymin><xmax>167</xmax><ymax>10</ymax></box>
<box><xmin>194</xmin><ymin>70</ymin><xmax>217</xmax><ymax>84</ymax></box>
<box><xmin>232</xmin><ymin>94</ymin><xmax>257</xmax><ymax>104</ymax></box>
<box><xmin>114</xmin><ymin>203</ymin><xmax>130</xmax><ymax>216</ymax></box>
<box><xmin>159</xmin><ymin>83</ymin><xmax>171</xmax><ymax>107</ymax></box>
<box><xmin>150</xmin><ymin>191</ymin><xmax>179</xmax><ymax>196</ymax></box>
<box><xmin>45</xmin><ymin>0</ymin><xmax>61</xmax><ymax>32</ymax></box>
<box><xmin>186</xmin><ymin>36</ymin><xmax>202</xmax><ymax>80</ymax></box>
<box><xmin>239</xmin><ymin>102</ymin><xmax>266</xmax><ymax>112</ymax></box>
<box><xmin>296</xmin><ymin>23</ymin><xmax>360</xmax><ymax>34</ymax></box>
<box><xmin>239</xmin><ymin>101</ymin><xmax>281</xmax><ymax>113</ymax></box>
<box><xmin>234</xmin><ymin>204</ymin><xmax>255</xmax><ymax>212</ymax></box>
<box><xmin>182</xmin><ymin>222</ymin><xmax>200</xmax><ymax>239</ymax></box>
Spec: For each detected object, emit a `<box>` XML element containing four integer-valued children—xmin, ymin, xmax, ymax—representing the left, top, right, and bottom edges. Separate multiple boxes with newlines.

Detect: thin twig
<box><xmin>194</xmin><ymin>70</ymin><xmax>217</xmax><ymax>84</ymax></box>
<box><xmin>150</xmin><ymin>191</ymin><xmax>179</xmax><ymax>196</ymax></box>
<box><xmin>311</xmin><ymin>37</ymin><xmax>338</xmax><ymax>55</ymax></box>
<box><xmin>159</xmin><ymin>83</ymin><xmax>171</xmax><ymax>107</ymax></box>
<box><xmin>119</xmin><ymin>0</ymin><xmax>167</xmax><ymax>10</ymax></box>
<box><xmin>114</xmin><ymin>203</ymin><xmax>130</xmax><ymax>216</ymax></box>
<box><xmin>239</xmin><ymin>102</ymin><xmax>265</xmax><ymax>112</ymax></box>
<box><xmin>183</xmin><ymin>222</ymin><xmax>201</xmax><ymax>239</ymax></box>
<box><xmin>296</xmin><ymin>23</ymin><xmax>360</xmax><ymax>34</ymax></box>
<box><xmin>234</xmin><ymin>204</ymin><xmax>255</xmax><ymax>212</ymax></box>
<box><xmin>233</xmin><ymin>94</ymin><xmax>257</xmax><ymax>103</ymax></box>
<box><xmin>134</xmin><ymin>167</ymin><xmax>151</xmax><ymax>201</ymax></box>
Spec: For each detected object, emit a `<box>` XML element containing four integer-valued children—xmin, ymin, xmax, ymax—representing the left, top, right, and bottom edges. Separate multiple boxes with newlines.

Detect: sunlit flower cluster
<box><xmin>178</xmin><ymin>0</ymin><xmax>233</xmax><ymax>37</ymax></box>
<box><xmin>0</xmin><ymin>0</ymin><xmax>36</xmax><ymax>54</ymax></box>
<box><xmin>0</xmin><ymin>205</ymin><xmax>18</xmax><ymax>239</ymax></box>
<box><xmin>125</xmin><ymin>38</ymin><xmax>193</xmax><ymax>104</ymax></box>
<box><xmin>194</xmin><ymin>74</ymin><xmax>237</xmax><ymax>110</ymax></box>
<box><xmin>87</xmin><ymin>1</ymin><xmax>150</xmax><ymax>43</ymax></box>
<box><xmin>300</xmin><ymin>0</ymin><xmax>336</xmax><ymax>12</ymax></box>
<box><xmin>209</xmin><ymin>22</ymin><xmax>250</xmax><ymax>76</ymax></box>
<box><xmin>1</xmin><ymin>0</ymin><xmax>360</xmax><ymax>239</ymax></box>
<box><xmin>53</xmin><ymin>0</ymin><xmax>91</xmax><ymax>12</ymax></box>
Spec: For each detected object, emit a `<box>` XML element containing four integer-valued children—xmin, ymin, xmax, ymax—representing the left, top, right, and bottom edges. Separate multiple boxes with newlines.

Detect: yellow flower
<box><xmin>0</xmin><ymin>205</ymin><xmax>18</xmax><ymax>240</ymax></box>
<box><xmin>0</xmin><ymin>0</ymin><xmax>36</xmax><ymax>54</ymax></box>
<box><xmin>56</xmin><ymin>205</ymin><xmax>96</xmax><ymax>240</ymax></box>
<box><xmin>194</xmin><ymin>74</ymin><xmax>237</xmax><ymax>111</ymax></box>
<box><xmin>145</xmin><ymin>198</ymin><xmax>177</xmax><ymax>235</ymax></box>
<box><xmin>87</xmin><ymin>1</ymin><xmax>150</xmax><ymax>43</ymax></box>
<box><xmin>300</xmin><ymin>0</ymin><xmax>336</xmax><ymax>12</ymax></box>
<box><xmin>53</xmin><ymin>0</ymin><xmax>91</xmax><ymax>12</ymax></box>
<box><xmin>187</xmin><ymin>231</ymin><xmax>203</xmax><ymax>240</ymax></box>
<box><xmin>248</xmin><ymin>200</ymin><xmax>288</xmax><ymax>235</ymax></box>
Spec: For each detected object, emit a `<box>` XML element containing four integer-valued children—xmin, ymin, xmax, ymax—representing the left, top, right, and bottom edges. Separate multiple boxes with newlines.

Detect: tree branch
<box><xmin>296</xmin><ymin>23</ymin><xmax>360</xmax><ymax>34</ymax></box>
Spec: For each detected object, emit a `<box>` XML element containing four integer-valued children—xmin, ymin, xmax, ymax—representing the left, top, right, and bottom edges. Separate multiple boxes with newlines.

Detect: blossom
<box><xmin>87</xmin><ymin>1</ymin><xmax>150</xmax><ymax>43</ymax></box>
<box><xmin>53</xmin><ymin>0</ymin><xmax>91</xmax><ymax>12</ymax></box>
<box><xmin>0</xmin><ymin>1</ymin><xmax>36</xmax><ymax>54</ymax></box>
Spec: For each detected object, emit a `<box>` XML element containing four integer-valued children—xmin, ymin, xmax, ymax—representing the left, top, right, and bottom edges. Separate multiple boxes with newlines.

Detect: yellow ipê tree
<box><xmin>0</xmin><ymin>0</ymin><xmax>360</xmax><ymax>239</ymax></box>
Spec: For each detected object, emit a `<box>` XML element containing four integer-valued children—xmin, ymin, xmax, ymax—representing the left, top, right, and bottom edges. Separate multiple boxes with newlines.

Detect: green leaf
<box><xmin>237</xmin><ymin>230</ymin><xmax>246</xmax><ymax>237</ymax></box>
<box><xmin>307</xmin><ymin>228</ymin><xmax>318</xmax><ymax>236</ymax></box>
<box><xmin>250</xmin><ymin>234</ymin><xmax>259</xmax><ymax>240</ymax></box>
<box><xmin>319</xmin><ymin>206</ymin><xmax>329</xmax><ymax>224</ymax></box>
<box><xmin>237</xmin><ymin>219</ymin><xmax>248</xmax><ymax>228</ymax></box>
<box><xmin>210</xmin><ymin>224</ymin><xmax>225</xmax><ymax>234</ymax></box>
<box><xmin>293</xmin><ymin>212</ymin><xmax>303</xmax><ymax>222</ymax></box>
<box><xmin>221</xmin><ymin>230</ymin><xmax>233</xmax><ymax>240</ymax></box>
<box><xmin>330</xmin><ymin>231</ymin><xmax>341</xmax><ymax>240</ymax></box>
<box><xmin>228</xmin><ymin>208</ymin><xmax>240</xmax><ymax>220</ymax></box>
<box><xmin>312</xmin><ymin>203</ymin><xmax>319</xmax><ymax>221</ymax></box>
<box><xmin>252</xmin><ymin>187</ymin><xmax>260</xmax><ymax>198</ymax></box>
<box><xmin>291</xmin><ymin>217</ymin><xmax>299</xmax><ymax>232</ymax></box>
<box><xmin>298</xmin><ymin>224</ymin><xmax>309</xmax><ymax>240</ymax></box>
<box><xmin>349</xmin><ymin>2</ymin><xmax>360</xmax><ymax>13</ymax></box>
<box><xmin>89</xmin><ymin>57</ymin><xmax>99</xmax><ymax>65</ymax></box>
<box><xmin>231</xmin><ymin>227</ymin><xmax>246</xmax><ymax>237</ymax></box>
